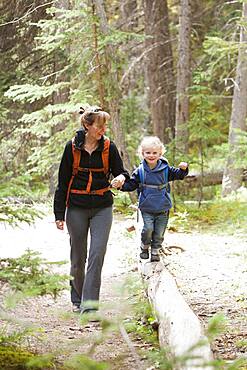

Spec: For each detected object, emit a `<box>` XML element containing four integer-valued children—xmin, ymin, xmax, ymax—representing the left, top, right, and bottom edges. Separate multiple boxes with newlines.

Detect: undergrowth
<box><xmin>114</xmin><ymin>189</ymin><xmax>247</xmax><ymax>235</ymax></box>
<box><xmin>0</xmin><ymin>249</ymin><xmax>69</xmax><ymax>305</ymax></box>
<box><xmin>122</xmin><ymin>273</ymin><xmax>247</xmax><ymax>370</ymax></box>
<box><xmin>169</xmin><ymin>198</ymin><xmax>246</xmax><ymax>235</ymax></box>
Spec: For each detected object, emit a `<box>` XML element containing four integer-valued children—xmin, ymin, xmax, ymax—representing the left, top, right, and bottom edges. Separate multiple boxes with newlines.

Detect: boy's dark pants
<box><xmin>66</xmin><ymin>206</ymin><xmax>113</xmax><ymax>311</ymax></box>
<box><xmin>141</xmin><ymin>210</ymin><xmax>169</xmax><ymax>253</ymax></box>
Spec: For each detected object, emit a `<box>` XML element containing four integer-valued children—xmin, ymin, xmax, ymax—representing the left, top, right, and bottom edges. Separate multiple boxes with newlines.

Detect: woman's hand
<box><xmin>178</xmin><ymin>162</ymin><xmax>188</xmax><ymax>170</ymax></box>
<box><xmin>111</xmin><ymin>174</ymin><xmax>126</xmax><ymax>189</ymax></box>
<box><xmin>56</xmin><ymin>220</ymin><xmax>64</xmax><ymax>230</ymax></box>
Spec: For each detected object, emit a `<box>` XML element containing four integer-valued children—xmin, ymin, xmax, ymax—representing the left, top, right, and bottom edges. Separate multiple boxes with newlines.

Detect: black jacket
<box><xmin>54</xmin><ymin>129</ymin><xmax>129</xmax><ymax>221</ymax></box>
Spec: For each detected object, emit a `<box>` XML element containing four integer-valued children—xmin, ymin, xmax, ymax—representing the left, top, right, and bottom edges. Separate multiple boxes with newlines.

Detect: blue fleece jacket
<box><xmin>122</xmin><ymin>158</ymin><xmax>188</xmax><ymax>213</ymax></box>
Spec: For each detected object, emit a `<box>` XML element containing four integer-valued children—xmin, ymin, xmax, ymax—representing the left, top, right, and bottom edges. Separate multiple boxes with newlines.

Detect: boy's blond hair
<box><xmin>138</xmin><ymin>136</ymin><xmax>165</xmax><ymax>159</ymax></box>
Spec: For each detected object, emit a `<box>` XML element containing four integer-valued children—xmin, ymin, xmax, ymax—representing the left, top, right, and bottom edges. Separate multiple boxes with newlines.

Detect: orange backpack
<box><xmin>66</xmin><ymin>137</ymin><xmax>110</xmax><ymax>206</ymax></box>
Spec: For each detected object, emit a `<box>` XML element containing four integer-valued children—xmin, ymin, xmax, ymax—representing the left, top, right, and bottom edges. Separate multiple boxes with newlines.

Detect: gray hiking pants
<box><xmin>66</xmin><ymin>206</ymin><xmax>113</xmax><ymax>310</ymax></box>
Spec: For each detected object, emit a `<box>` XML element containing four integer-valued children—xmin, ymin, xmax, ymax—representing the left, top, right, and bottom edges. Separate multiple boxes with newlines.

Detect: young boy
<box><xmin>121</xmin><ymin>136</ymin><xmax>188</xmax><ymax>262</ymax></box>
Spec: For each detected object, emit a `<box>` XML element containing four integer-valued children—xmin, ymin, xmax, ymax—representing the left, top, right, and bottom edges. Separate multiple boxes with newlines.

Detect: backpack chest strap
<box><xmin>66</xmin><ymin>137</ymin><xmax>110</xmax><ymax>206</ymax></box>
<box><xmin>70</xmin><ymin>186</ymin><xmax>110</xmax><ymax>196</ymax></box>
<box><xmin>77</xmin><ymin>167</ymin><xmax>105</xmax><ymax>173</ymax></box>
<box><xmin>140</xmin><ymin>183</ymin><xmax>166</xmax><ymax>190</ymax></box>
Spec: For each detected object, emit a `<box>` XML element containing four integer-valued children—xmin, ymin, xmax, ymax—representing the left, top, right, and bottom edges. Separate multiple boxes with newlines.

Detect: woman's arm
<box><xmin>109</xmin><ymin>142</ymin><xmax>130</xmax><ymax>188</ymax></box>
<box><xmin>53</xmin><ymin>141</ymin><xmax>73</xmax><ymax>221</ymax></box>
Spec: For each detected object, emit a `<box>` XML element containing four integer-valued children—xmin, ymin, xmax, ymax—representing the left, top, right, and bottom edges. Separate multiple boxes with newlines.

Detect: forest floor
<box><xmin>0</xmin><ymin>213</ymin><xmax>246</xmax><ymax>369</ymax></box>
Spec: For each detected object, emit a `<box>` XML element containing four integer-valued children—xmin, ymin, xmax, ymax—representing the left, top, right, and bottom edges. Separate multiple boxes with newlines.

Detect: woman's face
<box><xmin>86</xmin><ymin>121</ymin><xmax>107</xmax><ymax>141</ymax></box>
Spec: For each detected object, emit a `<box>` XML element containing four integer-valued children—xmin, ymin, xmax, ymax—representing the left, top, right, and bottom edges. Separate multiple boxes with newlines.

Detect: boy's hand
<box><xmin>178</xmin><ymin>162</ymin><xmax>188</xmax><ymax>170</ymax></box>
<box><xmin>111</xmin><ymin>174</ymin><xmax>125</xmax><ymax>189</ymax></box>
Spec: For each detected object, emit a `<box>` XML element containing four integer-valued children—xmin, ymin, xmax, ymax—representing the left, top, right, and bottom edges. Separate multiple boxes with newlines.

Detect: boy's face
<box><xmin>142</xmin><ymin>146</ymin><xmax>162</xmax><ymax>168</ymax></box>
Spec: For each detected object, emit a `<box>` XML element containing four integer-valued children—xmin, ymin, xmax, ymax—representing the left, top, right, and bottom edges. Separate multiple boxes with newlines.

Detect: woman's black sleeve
<box><xmin>109</xmin><ymin>141</ymin><xmax>130</xmax><ymax>180</ymax></box>
<box><xmin>53</xmin><ymin>141</ymin><xmax>73</xmax><ymax>221</ymax></box>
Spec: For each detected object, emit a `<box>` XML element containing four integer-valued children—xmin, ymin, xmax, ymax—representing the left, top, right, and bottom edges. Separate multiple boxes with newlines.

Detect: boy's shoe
<box><xmin>151</xmin><ymin>250</ymin><xmax>160</xmax><ymax>262</ymax></box>
<box><xmin>140</xmin><ymin>249</ymin><xmax>149</xmax><ymax>259</ymax></box>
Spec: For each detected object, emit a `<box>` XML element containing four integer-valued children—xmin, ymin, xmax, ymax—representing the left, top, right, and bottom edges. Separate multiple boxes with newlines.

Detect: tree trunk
<box><xmin>91</xmin><ymin>3</ymin><xmax>106</xmax><ymax>109</ymax></box>
<box><xmin>92</xmin><ymin>0</ymin><xmax>132</xmax><ymax>174</ymax></box>
<box><xmin>175</xmin><ymin>0</ymin><xmax>191</xmax><ymax>154</ymax></box>
<box><xmin>49</xmin><ymin>0</ymin><xmax>70</xmax><ymax>196</ymax></box>
<box><xmin>120</xmin><ymin>0</ymin><xmax>138</xmax><ymax>31</ymax></box>
<box><xmin>143</xmin><ymin>0</ymin><xmax>175</xmax><ymax>143</ymax></box>
<box><xmin>222</xmin><ymin>2</ymin><xmax>247</xmax><ymax>197</ymax></box>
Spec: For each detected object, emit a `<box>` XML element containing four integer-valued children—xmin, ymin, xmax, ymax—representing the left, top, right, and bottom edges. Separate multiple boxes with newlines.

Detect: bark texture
<box><xmin>222</xmin><ymin>2</ymin><xmax>247</xmax><ymax>196</ymax></box>
<box><xmin>93</xmin><ymin>0</ymin><xmax>132</xmax><ymax>173</ymax></box>
<box><xmin>175</xmin><ymin>0</ymin><xmax>191</xmax><ymax>154</ymax></box>
<box><xmin>143</xmin><ymin>0</ymin><xmax>175</xmax><ymax>143</ymax></box>
<box><xmin>184</xmin><ymin>170</ymin><xmax>247</xmax><ymax>188</ymax></box>
<box><xmin>49</xmin><ymin>0</ymin><xmax>70</xmax><ymax>195</ymax></box>
<box><xmin>120</xmin><ymin>0</ymin><xmax>138</xmax><ymax>31</ymax></box>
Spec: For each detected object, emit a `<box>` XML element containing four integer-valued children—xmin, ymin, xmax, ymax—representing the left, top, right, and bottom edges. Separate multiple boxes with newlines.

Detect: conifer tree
<box><xmin>222</xmin><ymin>1</ymin><xmax>247</xmax><ymax>196</ymax></box>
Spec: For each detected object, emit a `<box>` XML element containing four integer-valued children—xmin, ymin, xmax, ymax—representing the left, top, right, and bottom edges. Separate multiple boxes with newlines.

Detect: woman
<box><xmin>54</xmin><ymin>107</ymin><xmax>128</xmax><ymax>314</ymax></box>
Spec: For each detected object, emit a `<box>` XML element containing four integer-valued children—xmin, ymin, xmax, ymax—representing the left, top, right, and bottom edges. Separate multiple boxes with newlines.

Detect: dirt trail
<box><xmin>0</xmin><ymin>214</ymin><xmax>153</xmax><ymax>369</ymax></box>
<box><xmin>0</xmin><ymin>214</ymin><xmax>246</xmax><ymax>368</ymax></box>
<box><xmin>162</xmin><ymin>231</ymin><xmax>247</xmax><ymax>362</ymax></box>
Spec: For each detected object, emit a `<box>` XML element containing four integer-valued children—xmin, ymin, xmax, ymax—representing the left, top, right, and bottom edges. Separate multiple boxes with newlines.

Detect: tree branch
<box><xmin>0</xmin><ymin>1</ymin><xmax>54</xmax><ymax>27</ymax></box>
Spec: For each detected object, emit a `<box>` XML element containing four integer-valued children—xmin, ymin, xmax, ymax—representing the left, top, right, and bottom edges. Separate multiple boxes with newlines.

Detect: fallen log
<box><xmin>182</xmin><ymin>170</ymin><xmax>247</xmax><ymax>188</ymax></box>
<box><xmin>140</xmin><ymin>261</ymin><xmax>213</xmax><ymax>370</ymax></box>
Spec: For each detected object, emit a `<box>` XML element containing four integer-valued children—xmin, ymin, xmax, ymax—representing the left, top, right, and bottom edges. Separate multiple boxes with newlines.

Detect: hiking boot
<box><xmin>140</xmin><ymin>244</ymin><xmax>150</xmax><ymax>259</ymax></box>
<box><xmin>151</xmin><ymin>249</ymin><xmax>160</xmax><ymax>262</ymax></box>
<box><xmin>80</xmin><ymin>308</ymin><xmax>100</xmax><ymax>322</ymax></box>
<box><xmin>72</xmin><ymin>304</ymin><xmax>81</xmax><ymax>313</ymax></box>
<box><xmin>140</xmin><ymin>249</ymin><xmax>149</xmax><ymax>259</ymax></box>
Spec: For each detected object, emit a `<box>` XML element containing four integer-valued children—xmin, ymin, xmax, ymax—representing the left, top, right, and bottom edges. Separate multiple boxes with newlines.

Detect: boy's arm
<box><xmin>168</xmin><ymin>162</ymin><xmax>189</xmax><ymax>181</ymax></box>
<box><xmin>121</xmin><ymin>169</ymin><xmax>140</xmax><ymax>192</ymax></box>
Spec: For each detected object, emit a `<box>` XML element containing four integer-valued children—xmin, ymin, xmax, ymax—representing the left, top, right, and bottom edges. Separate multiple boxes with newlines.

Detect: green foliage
<box><xmin>0</xmin><ymin>345</ymin><xmax>34</xmax><ymax>370</ymax></box>
<box><xmin>0</xmin><ymin>198</ymin><xmax>42</xmax><ymax>226</ymax></box>
<box><xmin>63</xmin><ymin>354</ymin><xmax>109</xmax><ymax>370</ymax></box>
<box><xmin>0</xmin><ymin>341</ymin><xmax>57</xmax><ymax>369</ymax></box>
<box><xmin>25</xmin><ymin>354</ymin><xmax>56</xmax><ymax>369</ymax></box>
<box><xmin>5</xmin><ymin>83</ymin><xmax>71</xmax><ymax>103</ymax></box>
<box><xmin>0</xmin><ymin>249</ymin><xmax>69</xmax><ymax>303</ymax></box>
<box><xmin>123</xmin><ymin>273</ymin><xmax>159</xmax><ymax>345</ymax></box>
<box><xmin>206</xmin><ymin>313</ymin><xmax>227</xmax><ymax>342</ymax></box>
<box><xmin>203</xmin><ymin>36</ymin><xmax>238</xmax><ymax>84</ymax></box>
<box><xmin>169</xmin><ymin>194</ymin><xmax>247</xmax><ymax>235</ymax></box>
<box><xmin>120</xmin><ymin>90</ymin><xmax>149</xmax><ymax>165</ymax></box>
<box><xmin>0</xmin><ymin>170</ymin><xmax>47</xmax><ymax>225</ymax></box>
<box><xmin>113</xmin><ymin>191</ymin><xmax>135</xmax><ymax>215</ymax></box>
<box><xmin>123</xmin><ymin>274</ymin><xmax>247</xmax><ymax>369</ymax></box>
<box><xmin>188</xmin><ymin>70</ymin><xmax>228</xmax><ymax>150</ymax></box>
<box><xmin>0</xmin><ymin>326</ymin><xmax>35</xmax><ymax>348</ymax></box>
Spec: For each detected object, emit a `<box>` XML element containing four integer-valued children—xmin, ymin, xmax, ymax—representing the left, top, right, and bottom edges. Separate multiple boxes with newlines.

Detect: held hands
<box><xmin>110</xmin><ymin>174</ymin><xmax>126</xmax><ymax>189</ymax></box>
<box><xmin>178</xmin><ymin>162</ymin><xmax>188</xmax><ymax>170</ymax></box>
<box><xmin>56</xmin><ymin>220</ymin><xmax>64</xmax><ymax>230</ymax></box>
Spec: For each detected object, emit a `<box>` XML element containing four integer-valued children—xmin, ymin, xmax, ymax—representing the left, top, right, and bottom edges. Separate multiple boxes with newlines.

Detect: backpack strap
<box><xmin>66</xmin><ymin>138</ymin><xmax>80</xmax><ymax>206</ymax></box>
<box><xmin>138</xmin><ymin>163</ymin><xmax>145</xmax><ymax>184</ymax></box>
<box><xmin>164</xmin><ymin>166</ymin><xmax>170</xmax><ymax>192</ymax></box>
<box><xmin>66</xmin><ymin>136</ymin><xmax>111</xmax><ymax>206</ymax></box>
<box><xmin>138</xmin><ymin>163</ymin><xmax>170</xmax><ymax>191</ymax></box>
<box><xmin>102</xmin><ymin>137</ymin><xmax>110</xmax><ymax>174</ymax></box>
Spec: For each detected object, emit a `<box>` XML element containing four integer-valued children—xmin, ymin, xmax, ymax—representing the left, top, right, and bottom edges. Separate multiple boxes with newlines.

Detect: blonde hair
<box><xmin>138</xmin><ymin>136</ymin><xmax>165</xmax><ymax>159</ymax></box>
